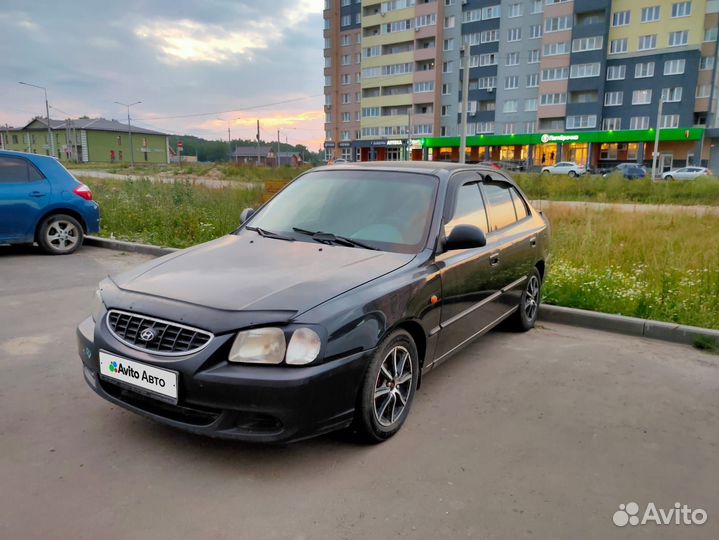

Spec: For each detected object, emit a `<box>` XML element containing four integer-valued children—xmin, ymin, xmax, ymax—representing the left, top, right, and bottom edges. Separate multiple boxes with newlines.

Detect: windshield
<box><xmin>245</xmin><ymin>170</ymin><xmax>438</xmax><ymax>253</ymax></box>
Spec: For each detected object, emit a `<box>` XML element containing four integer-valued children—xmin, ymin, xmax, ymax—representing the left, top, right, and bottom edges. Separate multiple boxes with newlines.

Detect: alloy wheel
<box><xmin>524</xmin><ymin>275</ymin><xmax>540</xmax><ymax>321</ymax></box>
<box><xmin>46</xmin><ymin>220</ymin><xmax>79</xmax><ymax>252</ymax></box>
<box><xmin>373</xmin><ymin>345</ymin><xmax>413</xmax><ymax>427</ymax></box>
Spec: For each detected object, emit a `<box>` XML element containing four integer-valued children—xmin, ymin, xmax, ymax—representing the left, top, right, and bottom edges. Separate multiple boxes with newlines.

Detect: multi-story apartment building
<box><xmin>324</xmin><ymin>0</ymin><xmax>719</xmax><ymax>171</ymax></box>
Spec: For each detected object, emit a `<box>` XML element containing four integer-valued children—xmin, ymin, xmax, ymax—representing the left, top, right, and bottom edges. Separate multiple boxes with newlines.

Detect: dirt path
<box><xmin>71</xmin><ymin>169</ymin><xmax>257</xmax><ymax>190</ymax></box>
<box><xmin>531</xmin><ymin>199</ymin><xmax>719</xmax><ymax>216</ymax></box>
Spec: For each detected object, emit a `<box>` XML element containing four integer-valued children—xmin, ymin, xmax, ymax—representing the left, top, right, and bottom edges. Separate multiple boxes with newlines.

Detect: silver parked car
<box><xmin>662</xmin><ymin>167</ymin><xmax>713</xmax><ymax>180</ymax></box>
<box><xmin>540</xmin><ymin>161</ymin><xmax>586</xmax><ymax>177</ymax></box>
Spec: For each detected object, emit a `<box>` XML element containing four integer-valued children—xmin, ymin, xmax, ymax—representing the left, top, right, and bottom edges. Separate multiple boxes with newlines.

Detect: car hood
<box><xmin>111</xmin><ymin>232</ymin><xmax>415</xmax><ymax>315</ymax></box>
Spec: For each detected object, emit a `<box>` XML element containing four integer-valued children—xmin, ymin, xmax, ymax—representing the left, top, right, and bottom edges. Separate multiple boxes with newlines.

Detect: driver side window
<box><xmin>444</xmin><ymin>182</ymin><xmax>489</xmax><ymax>237</ymax></box>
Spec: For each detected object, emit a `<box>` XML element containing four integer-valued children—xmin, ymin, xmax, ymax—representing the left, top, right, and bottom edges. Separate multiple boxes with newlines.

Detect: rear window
<box><xmin>510</xmin><ymin>187</ymin><xmax>529</xmax><ymax>220</ymax></box>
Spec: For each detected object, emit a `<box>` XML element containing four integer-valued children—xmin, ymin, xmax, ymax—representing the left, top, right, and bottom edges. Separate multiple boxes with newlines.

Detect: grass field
<box><xmin>513</xmin><ymin>173</ymin><xmax>719</xmax><ymax>206</ymax></box>
<box><xmin>87</xmin><ymin>178</ymin><xmax>719</xmax><ymax>330</ymax></box>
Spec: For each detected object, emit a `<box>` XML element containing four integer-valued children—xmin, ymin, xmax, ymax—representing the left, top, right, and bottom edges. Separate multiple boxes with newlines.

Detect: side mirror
<box><xmin>240</xmin><ymin>208</ymin><xmax>255</xmax><ymax>224</ymax></box>
<box><xmin>445</xmin><ymin>224</ymin><xmax>487</xmax><ymax>251</ymax></box>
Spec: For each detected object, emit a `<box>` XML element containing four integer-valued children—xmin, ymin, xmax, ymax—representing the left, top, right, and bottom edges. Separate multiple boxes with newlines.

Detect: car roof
<box><xmin>314</xmin><ymin>160</ymin><xmax>504</xmax><ymax>177</ymax></box>
<box><xmin>0</xmin><ymin>149</ymin><xmax>56</xmax><ymax>164</ymax></box>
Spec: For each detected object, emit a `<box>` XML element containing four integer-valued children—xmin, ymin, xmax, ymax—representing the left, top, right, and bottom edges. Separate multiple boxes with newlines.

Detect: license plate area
<box><xmin>98</xmin><ymin>350</ymin><xmax>179</xmax><ymax>404</ymax></box>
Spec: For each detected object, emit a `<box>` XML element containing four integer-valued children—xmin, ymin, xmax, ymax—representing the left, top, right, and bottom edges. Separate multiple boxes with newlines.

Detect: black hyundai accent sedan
<box><xmin>77</xmin><ymin>162</ymin><xmax>550</xmax><ymax>443</ymax></box>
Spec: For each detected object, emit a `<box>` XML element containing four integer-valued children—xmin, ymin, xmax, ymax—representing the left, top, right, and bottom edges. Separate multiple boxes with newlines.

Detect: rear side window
<box><xmin>445</xmin><ymin>182</ymin><xmax>489</xmax><ymax>235</ymax></box>
<box><xmin>0</xmin><ymin>156</ymin><xmax>43</xmax><ymax>183</ymax></box>
<box><xmin>510</xmin><ymin>187</ymin><xmax>529</xmax><ymax>220</ymax></box>
<box><xmin>481</xmin><ymin>181</ymin><xmax>518</xmax><ymax>231</ymax></box>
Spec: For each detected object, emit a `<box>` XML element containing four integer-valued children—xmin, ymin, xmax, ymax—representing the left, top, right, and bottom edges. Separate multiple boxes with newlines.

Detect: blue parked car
<box><xmin>0</xmin><ymin>150</ymin><xmax>100</xmax><ymax>254</ymax></box>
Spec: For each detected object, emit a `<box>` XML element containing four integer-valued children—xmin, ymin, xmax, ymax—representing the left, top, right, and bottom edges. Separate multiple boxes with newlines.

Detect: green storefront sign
<box><xmin>421</xmin><ymin>128</ymin><xmax>705</xmax><ymax>148</ymax></box>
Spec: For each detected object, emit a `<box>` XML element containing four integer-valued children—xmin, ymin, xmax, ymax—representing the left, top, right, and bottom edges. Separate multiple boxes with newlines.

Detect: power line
<box><xmin>136</xmin><ymin>94</ymin><xmax>323</xmax><ymax>121</ymax></box>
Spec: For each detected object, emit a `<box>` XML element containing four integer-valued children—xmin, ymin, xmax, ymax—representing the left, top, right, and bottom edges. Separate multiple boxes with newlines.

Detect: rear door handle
<box><xmin>489</xmin><ymin>252</ymin><xmax>500</xmax><ymax>266</ymax></box>
<box><xmin>529</xmin><ymin>237</ymin><xmax>537</xmax><ymax>247</ymax></box>
<box><xmin>29</xmin><ymin>191</ymin><xmax>46</xmax><ymax>197</ymax></box>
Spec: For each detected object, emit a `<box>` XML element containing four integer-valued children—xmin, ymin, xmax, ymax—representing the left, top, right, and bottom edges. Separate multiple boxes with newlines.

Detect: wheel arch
<box><xmin>34</xmin><ymin>207</ymin><xmax>88</xmax><ymax>241</ymax></box>
<box><xmin>385</xmin><ymin>319</ymin><xmax>427</xmax><ymax>388</ymax></box>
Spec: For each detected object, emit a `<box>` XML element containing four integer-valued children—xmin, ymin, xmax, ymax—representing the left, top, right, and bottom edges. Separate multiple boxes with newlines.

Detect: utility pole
<box><xmin>19</xmin><ymin>81</ymin><xmax>54</xmax><ymax>156</ymax></box>
<box><xmin>459</xmin><ymin>46</ymin><xmax>470</xmax><ymax>164</ymax></box>
<box><xmin>256</xmin><ymin>120</ymin><xmax>261</xmax><ymax>166</ymax></box>
<box><xmin>114</xmin><ymin>100</ymin><xmax>141</xmax><ymax>167</ymax></box>
<box><xmin>651</xmin><ymin>98</ymin><xmax>664</xmax><ymax>180</ymax></box>
<box><xmin>276</xmin><ymin>129</ymin><xmax>281</xmax><ymax>168</ymax></box>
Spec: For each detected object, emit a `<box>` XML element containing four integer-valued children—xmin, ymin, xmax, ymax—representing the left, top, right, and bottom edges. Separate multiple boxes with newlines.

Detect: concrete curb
<box><xmin>83</xmin><ymin>237</ymin><xmax>719</xmax><ymax>348</ymax></box>
<box><xmin>84</xmin><ymin>236</ymin><xmax>177</xmax><ymax>257</ymax></box>
<box><xmin>539</xmin><ymin>304</ymin><xmax>719</xmax><ymax>346</ymax></box>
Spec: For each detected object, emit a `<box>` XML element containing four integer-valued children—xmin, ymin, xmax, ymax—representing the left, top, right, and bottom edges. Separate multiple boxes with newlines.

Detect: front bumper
<box><xmin>77</xmin><ymin>316</ymin><xmax>372</xmax><ymax>443</ymax></box>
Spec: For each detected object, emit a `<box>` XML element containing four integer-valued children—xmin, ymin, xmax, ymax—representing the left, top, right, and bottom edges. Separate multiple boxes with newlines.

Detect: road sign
<box><xmin>177</xmin><ymin>141</ymin><xmax>184</xmax><ymax>150</ymax></box>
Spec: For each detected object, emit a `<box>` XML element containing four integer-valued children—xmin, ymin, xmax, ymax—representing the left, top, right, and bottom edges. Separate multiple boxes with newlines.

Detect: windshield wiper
<box><xmin>246</xmin><ymin>226</ymin><xmax>295</xmax><ymax>242</ymax></box>
<box><xmin>292</xmin><ymin>227</ymin><xmax>380</xmax><ymax>251</ymax></box>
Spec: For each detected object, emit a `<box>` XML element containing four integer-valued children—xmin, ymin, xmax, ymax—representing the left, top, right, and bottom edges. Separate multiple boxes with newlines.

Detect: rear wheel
<box><xmin>664</xmin><ymin>175</ymin><xmax>673</xmax><ymax>180</ymax></box>
<box><xmin>353</xmin><ymin>330</ymin><xmax>419</xmax><ymax>443</ymax></box>
<box><xmin>568</xmin><ymin>170</ymin><xmax>577</xmax><ymax>177</ymax></box>
<box><xmin>506</xmin><ymin>268</ymin><xmax>542</xmax><ymax>332</ymax></box>
<box><xmin>38</xmin><ymin>214</ymin><xmax>83</xmax><ymax>255</ymax></box>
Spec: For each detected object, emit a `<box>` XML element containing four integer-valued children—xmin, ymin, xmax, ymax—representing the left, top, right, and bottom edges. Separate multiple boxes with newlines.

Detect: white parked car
<box><xmin>541</xmin><ymin>161</ymin><xmax>586</xmax><ymax>177</ymax></box>
<box><xmin>661</xmin><ymin>167</ymin><xmax>713</xmax><ymax>180</ymax></box>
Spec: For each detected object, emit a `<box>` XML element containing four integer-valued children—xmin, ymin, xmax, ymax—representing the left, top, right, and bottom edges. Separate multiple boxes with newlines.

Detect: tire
<box><xmin>506</xmin><ymin>267</ymin><xmax>542</xmax><ymax>332</ymax></box>
<box><xmin>37</xmin><ymin>214</ymin><xmax>84</xmax><ymax>255</ymax></box>
<box><xmin>568</xmin><ymin>170</ymin><xmax>577</xmax><ymax>177</ymax></box>
<box><xmin>541</xmin><ymin>169</ymin><xmax>549</xmax><ymax>174</ymax></box>
<box><xmin>664</xmin><ymin>175</ymin><xmax>673</xmax><ymax>181</ymax></box>
<box><xmin>353</xmin><ymin>329</ymin><xmax>419</xmax><ymax>443</ymax></box>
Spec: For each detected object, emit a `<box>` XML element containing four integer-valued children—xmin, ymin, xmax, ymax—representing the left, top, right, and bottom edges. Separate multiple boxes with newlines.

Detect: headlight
<box><xmin>91</xmin><ymin>289</ymin><xmax>105</xmax><ymax>322</ymax></box>
<box><xmin>286</xmin><ymin>327</ymin><xmax>322</xmax><ymax>365</ymax></box>
<box><xmin>229</xmin><ymin>327</ymin><xmax>286</xmax><ymax>364</ymax></box>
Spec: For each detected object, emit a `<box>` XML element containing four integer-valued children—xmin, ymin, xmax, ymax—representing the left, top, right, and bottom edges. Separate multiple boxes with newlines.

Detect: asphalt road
<box><xmin>1</xmin><ymin>245</ymin><xmax>717</xmax><ymax>540</ymax></box>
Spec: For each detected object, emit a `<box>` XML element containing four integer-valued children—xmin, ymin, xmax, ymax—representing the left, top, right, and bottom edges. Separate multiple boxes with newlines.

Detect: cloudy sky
<box><xmin>0</xmin><ymin>0</ymin><xmax>326</xmax><ymax>149</ymax></box>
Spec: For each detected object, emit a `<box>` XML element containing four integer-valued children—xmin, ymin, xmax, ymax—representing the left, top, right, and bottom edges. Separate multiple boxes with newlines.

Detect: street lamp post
<box><xmin>114</xmin><ymin>100</ymin><xmax>141</xmax><ymax>167</ymax></box>
<box><xmin>651</xmin><ymin>98</ymin><xmax>664</xmax><ymax>180</ymax></box>
<box><xmin>18</xmin><ymin>81</ymin><xmax>54</xmax><ymax>156</ymax></box>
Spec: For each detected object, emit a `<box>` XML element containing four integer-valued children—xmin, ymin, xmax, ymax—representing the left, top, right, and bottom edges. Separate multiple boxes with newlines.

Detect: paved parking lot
<box><xmin>1</xmin><ymin>245</ymin><xmax>717</xmax><ymax>540</ymax></box>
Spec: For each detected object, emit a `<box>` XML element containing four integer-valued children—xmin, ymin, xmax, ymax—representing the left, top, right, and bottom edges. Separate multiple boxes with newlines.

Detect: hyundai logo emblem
<box><xmin>139</xmin><ymin>328</ymin><xmax>156</xmax><ymax>342</ymax></box>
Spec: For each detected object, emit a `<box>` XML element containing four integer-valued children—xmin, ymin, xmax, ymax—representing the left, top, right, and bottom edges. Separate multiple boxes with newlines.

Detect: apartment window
<box><xmin>505</xmin><ymin>75</ymin><xmax>519</xmax><ymax>89</ymax></box>
<box><xmin>508</xmin><ymin>3</ymin><xmax>522</xmax><ymax>17</ymax></box>
<box><xmin>478</xmin><ymin>100</ymin><xmax>495</xmax><ymax>111</ymax></box>
<box><xmin>361</xmin><ymin>107</ymin><xmax>380</xmax><ymax>117</ymax></box>
<box><xmin>413</xmin><ymin>124</ymin><xmax>433</xmax><ymax>135</ymax></box>
<box><xmin>638</xmin><ymin>35</ymin><xmax>657</xmax><ymax>50</ymax></box>
<box><xmin>632</xmin><ymin>89</ymin><xmax>652</xmax><ymax>105</ymax></box>
<box><xmin>324</xmin><ymin>75</ymin><xmax>332</xmax><ymax>86</ymax></box>
<box><xmin>480</xmin><ymin>29</ymin><xmax>499</xmax><ymax>43</ymax></box>
<box><xmin>630</xmin><ymin>116</ymin><xmax>650</xmax><ymax>130</ymax></box>
<box><xmin>540</xmin><ymin>92</ymin><xmax>566</xmax><ymax>105</ymax></box>
<box><xmin>503</xmin><ymin>123</ymin><xmax>516</xmax><ymax>135</ymax></box>
<box><xmin>414</xmin><ymin>81</ymin><xmax>434</xmax><ymax>93</ymax></box>
<box><xmin>324</xmin><ymin>18</ymin><xmax>331</xmax><ymax>30</ymax></box>
<box><xmin>463</xmin><ymin>8</ymin><xmax>481</xmax><ymax>22</ymax></box>
<box><xmin>528</xmin><ymin>50</ymin><xmax>540</xmax><ymax>63</ymax></box>
<box><xmin>525</xmin><ymin>121</ymin><xmax>536</xmax><ymax>134</ymax></box>
<box><xmin>364</xmin><ymin>46</ymin><xmax>380</xmax><ymax>58</ymax></box>
<box><xmin>572</xmin><ymin>36</ymin><xmax>604</xmax><ymax>52</ymax></box>
<box><xmin>700</xmin><ymin>56</ymin><xmax>715</xmax><ymax>70</ymax></box>
<box><xmin>570</xmin><ymin>62</ymin><xmax>600</xmax><ymax>78</ymax></box>
<box><xmin>612</xmin><ymin>10</ymin><xmax>631</xmax><ymax>26</ymax></box>
<box><xmin>443</xmin><ymin>39</ymin><xmax>455</xmax><ymax>52</ymax></box>
<box><xmin>444</xmin><ymin>15</ymin><xmax>456</xmax><ymax>28</ymax></box>
<box><xmin>696</xmin><ymin>85</ymin><xmax>712</xmax><ymax>98</ymax></box>
<box><xmin>442</xmin><ymin>61</ymin><xmax>453</xmax><ymax>73</ymax></box>
<box><xmin>545</xmin><ymin>15</ymin><xmax>571</xmax><ymax>32</ymax></box>
<box><xmin>543</xmin><ymin>41</ymin><xmax>570</xmax><ymax>56</ymax></box>
<box><xmin>671</xmin><ymin>2</ymin><xmax>692</xmax><ymax>17</ymax></box>
<box><xmin>609</xmin><ymin>38</ymin><xmax>628</xmax><ymax>54</ymax></box>
<box><xmin>708</xmin><ymin>0</ymin><xmax>719</xmax><ymax>12</ymax></box>
<box><xmin>341</xmin><ymin>34</ymin><xmax>351</xmax><ymax>46</ymax></box>
<box><xmin>641</xmin><ymin>6</ymin><xmax>660</xmax><ymax>22</ymax></box>
<box><xmin>442</xmin><ymin>83</ymin><xmax>450</xmax><ymax>95</ymax></box>
<box><xmin>507</xmin><ymin>28</ymin><xmax>522</xmax><ymax>42</ymax></box>
<box><xmin>566</xmin><ymin>115</ymin><xmax>597</xmax><ymax>129</ymax></box>
<box><xmin>415</xmin><ymin>14</ymin><xmax>436</xmax><ymax>27</ymax></box>
<box><xmin>705</xmin><ymin>27</ymin><xmax>718</xmax><ymax>42</ymax></box>
<box><xmin>604</xmin><ymin>91</ymin><xmax>623</xmax><ymax>106</ymax></box>
<box><xmin>634</xmin><ymin>61</ymin><xmax>655</xmax><ymax>78</ymax></box>
<box><xmin>602</xmin><ymin>118</ymin><xmax>622</xmax><ymax>130</ymax></box>
<box><xmin>361</xmin><ymin>127</ymin><xmax>380</xmax><ymax>137</ymax></box>
<box><xmin>531</xmin><ymin>0</ymin><xmax>543</xmax><ymax>13</ymax></box>
<box><xmin>341</xmin><ymin>93</ymin><xmax>351</xmax><ymax>104</ymax></box>
<box><xmin>525</xmin><ymin>98</ymin><xmax>538</xmax><ymax>112</ymax></box>
<box><xmin>478</xmin><ymin>76</ymin><xmax>497</xmax><ymax>89</ymax></box>
<box><xmin>341</xmin><ymin>54</ymin><xmax>351</xmax><ymax>66</ymax></box>
<box><xmin>526</xmin><ymin>73</ymin><xmax>539</xmax><ymax>87</ymax></box>
<box><xmin>482</xmin><ymin>5</ymin><xmax>501</xmax><ymax>19</ymax></box>
<box><xmin>341</xmin><ymin>15</ymin><xmax>351</xmax><ymax>26</ymax></box>
<box><xmin>503</xmin><ymin>100</ymin><xmax>518</xmax><ymax>113</ymax></box>
<box><xmin>529</xmin><ymin>24</ymin><xmax>542</xmax><ymax>39</ymax></box>
<box><xmin>458</xmin><ymin>101</ymin><xmax>477</xmax><ymax>114</ymax></box>
<box><xmin>477</xmin><ymin>122</ymin><xmax>494</xmax><ymax>134</ymax></box>
<box><xmin>506</xmin><ymin>52</ymin><xmax>520</xmax><ymax>66</ymax></box>
<box><xmin>661</xmin><ymin>87</ymin><xmax>683</xmax><ymax>102</ymax></box>
<box><xmin>660</xmin><ymin>114</ymin><xmax>680</xmax><ymax>128</ymax></box>
<box><xmin>479</xmin><ymin>53</ymin><xmax>498</xmax><ymax>66</ymax></box>
<box><xmin>342</xmin><ymin>73</ymin><xmax>353</xmax><ymax>85</ymax></box>
<box><xmin>668</xmin><ymin>30</ymin><xmax>688</xmax><ymax>47</ymax></box>
<box><xmin>341</xmin><ymin>112</ymin><xmax>351</xmax><ymax>123</ymax></box>
<box><xmin>324</xmin><ymin>56</ymin><xmax>332</xmax><ymax>68</ymax></box>
<box><xmin>542</xmin><ymin>67</ymin><xmax>569</xmax><ymax>81</ymax></box>
<box><xmin>606</xmin><ymin>65</ymin><xmax>626</xmax><ymax>80</ymax></box>
<box><xmin>664</xmin><ymin>59</ymin><xmax>686</xmax><ymax>75</ymax></box>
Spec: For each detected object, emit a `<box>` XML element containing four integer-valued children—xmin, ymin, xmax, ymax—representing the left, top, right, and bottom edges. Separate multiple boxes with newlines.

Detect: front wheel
<box><xmin>353</xmin><ymin>330</ymin><xmax>419</xmax><ymax>443</ymax></box>
<box><xmin>506</xmin><ymin>268</ymin><xmax>542</xmax><ymax>332</ymax></box>
<box><xmin>664</xmin><ymin>175</ymin><xmax>673</xmax><ymax>181</ymax></box>
<box><xmin>37</xmin><ymin>214</ymin><xmax>84</xmax><ymax>255</ymax></box>
<box><xmin>568</xmin><ymin>170</ymin><xmax>577</xmax><ymax>177</ymax></box>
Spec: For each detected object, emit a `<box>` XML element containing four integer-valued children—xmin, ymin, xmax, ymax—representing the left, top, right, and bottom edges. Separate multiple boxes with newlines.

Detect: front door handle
<box><xmin>29</xmin><ymin>191</ymin><xmax>46</xmax><ymax>197</ymax></box>
<box><xmin>489</xmin><ymin>252</ymin><xmax>500</xmax><ymax>266</ymax></box>
<box><xmin>529</xmin><ymin>237</ymin><xmax>537</xmax><ymax>247</ymax></box>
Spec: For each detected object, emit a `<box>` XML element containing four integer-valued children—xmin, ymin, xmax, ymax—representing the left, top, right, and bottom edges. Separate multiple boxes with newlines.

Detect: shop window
<box><xmin>600</xmin><ymin>143</ymin><xmax>618</xmax><ymax>160</ymax></box>
<box><xmin>627</xmin><ymin>143</ymin><xmax>638</xmax><ymax>161</ymax></box>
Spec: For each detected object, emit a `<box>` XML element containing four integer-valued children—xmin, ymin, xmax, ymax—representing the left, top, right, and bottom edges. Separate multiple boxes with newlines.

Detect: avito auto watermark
<box><xmin>613</xmin><ymin>501</ymin><xmax>708</xmax><ymax>527</ymax></box>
